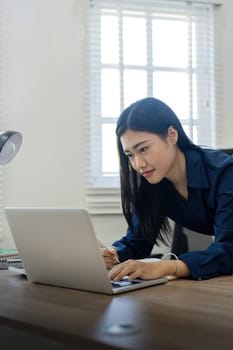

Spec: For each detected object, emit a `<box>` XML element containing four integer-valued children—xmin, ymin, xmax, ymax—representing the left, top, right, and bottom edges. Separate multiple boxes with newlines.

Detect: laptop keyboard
<box><xmin>111</xmin><ymin>278</ymin><xmax>143</xmax><ymax>288</ymax></box>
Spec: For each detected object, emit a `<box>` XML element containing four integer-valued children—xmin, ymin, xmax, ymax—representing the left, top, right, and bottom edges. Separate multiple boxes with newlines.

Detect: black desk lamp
<box><xmin>0</xmin><ymin>131</ymin><xmax>22</xmax><ymax>165</ymax></box>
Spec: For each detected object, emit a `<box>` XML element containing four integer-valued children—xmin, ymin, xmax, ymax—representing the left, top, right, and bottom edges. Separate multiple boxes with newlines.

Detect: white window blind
<box><xmin>85</xmin><ymin>0</ymin><xmax>223</xmax><ymax>213</ymax></box>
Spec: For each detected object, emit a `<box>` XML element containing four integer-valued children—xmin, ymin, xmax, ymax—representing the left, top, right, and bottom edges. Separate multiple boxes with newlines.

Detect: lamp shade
<box><xmin>0</xmin><ymin>131</ymin><xmax>23</xmax><ymax>165</ymax></box>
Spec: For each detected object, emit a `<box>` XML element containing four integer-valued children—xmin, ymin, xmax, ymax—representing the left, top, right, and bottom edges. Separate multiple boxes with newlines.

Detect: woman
<box><xmin>102</xmin><ymin>97</ymin><xmax>233</xmax><ymax>281</ymax></box>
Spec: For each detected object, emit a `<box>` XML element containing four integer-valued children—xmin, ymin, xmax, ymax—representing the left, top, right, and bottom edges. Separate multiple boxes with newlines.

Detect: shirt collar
<box><xmin>185</xmin><ymin>148</ymin><xmax>209</xmax><ymax>189</ymax></box>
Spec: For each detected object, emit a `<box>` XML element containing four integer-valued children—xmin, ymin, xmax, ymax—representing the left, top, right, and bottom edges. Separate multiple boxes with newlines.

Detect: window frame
<box><xmin>85</xmin><ymin>0</ymin><xmax>223</xmax><ymax>213</ymax></box>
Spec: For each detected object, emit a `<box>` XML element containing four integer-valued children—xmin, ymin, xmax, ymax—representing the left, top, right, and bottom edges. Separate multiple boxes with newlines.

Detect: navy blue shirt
<box><xmin>112</xmin><ymin>148</ymin><xmax>233</xmax><ymax>280</ymax></box>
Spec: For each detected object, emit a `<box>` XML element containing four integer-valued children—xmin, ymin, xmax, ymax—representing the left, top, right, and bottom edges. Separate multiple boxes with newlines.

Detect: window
<box><xmin>85</xmin><ymin>0</ymin><xmax>223</xmax><ymax>213</ymax></box>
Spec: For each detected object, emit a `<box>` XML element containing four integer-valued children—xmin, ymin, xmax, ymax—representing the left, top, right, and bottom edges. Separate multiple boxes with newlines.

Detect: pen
<box><xmin>97</xmin><ymin>239</ymin><xmax>120</xmax><ymax>264</ymax></box>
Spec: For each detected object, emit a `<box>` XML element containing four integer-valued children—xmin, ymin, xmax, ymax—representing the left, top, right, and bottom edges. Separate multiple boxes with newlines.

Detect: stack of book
<box><xmin>0</xmin><ymin>249</ymin><xmax>22</xmax><ymax>269</ymax></box>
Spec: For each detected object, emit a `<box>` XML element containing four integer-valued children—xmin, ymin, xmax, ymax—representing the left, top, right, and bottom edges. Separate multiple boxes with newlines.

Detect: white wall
<box><xmin>1</xmin><ymin>0</ymin><xmax>233</xmax><ymax>248</ymax></box>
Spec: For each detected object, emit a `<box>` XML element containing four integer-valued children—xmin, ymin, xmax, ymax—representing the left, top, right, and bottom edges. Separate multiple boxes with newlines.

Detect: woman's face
<box><xmin>120</xmin><ymin>128</ymin><xmax>179</xmax><ymax>184</ymax></box>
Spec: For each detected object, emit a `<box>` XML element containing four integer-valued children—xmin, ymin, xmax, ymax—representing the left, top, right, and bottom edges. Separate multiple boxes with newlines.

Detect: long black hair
<box><xmin>116</xmin><ymin>97</ymin><xmax>195</xmax><ymax>244</ymax></box>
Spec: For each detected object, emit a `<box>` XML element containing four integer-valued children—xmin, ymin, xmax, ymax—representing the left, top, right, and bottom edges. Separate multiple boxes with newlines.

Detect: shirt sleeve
<box><xmin>112</xmin><ymin>212</ymin><xmax>155</xmax><ymax>261</ymax></box>
<box><xmin>179</xmin><ymin>164</ymin><xmax>233</xmax><ymax>279</ymax></box>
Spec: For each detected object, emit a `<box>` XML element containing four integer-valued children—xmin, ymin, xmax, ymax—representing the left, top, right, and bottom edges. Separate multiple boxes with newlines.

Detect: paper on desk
<box><xmin>8</xmin><ymin>265</ymin><xmax>27</xmax><ymax>277</ymax></box>
<box><xmin>137</xmin><ymin>258</ymin><xmax>161</xmax><ymax>262</ymax></box>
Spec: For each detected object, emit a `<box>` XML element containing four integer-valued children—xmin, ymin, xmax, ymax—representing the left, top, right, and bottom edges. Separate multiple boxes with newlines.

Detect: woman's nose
<box><xmin>133</xmin><ymin>155</ymin><xmax>146</xmax><ymax>170</ymax></box>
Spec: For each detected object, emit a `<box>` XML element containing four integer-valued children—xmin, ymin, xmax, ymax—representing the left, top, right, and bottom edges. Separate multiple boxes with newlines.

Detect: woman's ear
<box><xmin>167</xmin><ymin>126</ymin><xmax>178</xmax><ymax>145</ymax></box>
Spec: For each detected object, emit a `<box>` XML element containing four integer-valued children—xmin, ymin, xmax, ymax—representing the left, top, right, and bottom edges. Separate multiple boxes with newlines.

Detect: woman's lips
<box><xmin>142</xmin><ymin>169</ymin><xmax>154</xmax><ymax>177</ymax></box>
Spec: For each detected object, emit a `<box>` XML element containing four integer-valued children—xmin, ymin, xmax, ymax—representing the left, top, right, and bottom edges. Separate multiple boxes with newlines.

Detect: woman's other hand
<box><xmin>101</xmin><ymin>247</ymin><xmax>120</xmax><ymax>270</ymax></box>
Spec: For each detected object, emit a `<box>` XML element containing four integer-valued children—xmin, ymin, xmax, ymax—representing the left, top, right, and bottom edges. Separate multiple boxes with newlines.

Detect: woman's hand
<box><xmin>109</xmin><ymin>259</ymin><xmax>165</xmax><ymax>281</ymax></box>
<box><xmin>109</xmin><ymin>259</ymin><xmax>190</xmax><ymax>281</ymax></box>
<box><xmin>101</xmin><ymin>247</ymin><xmax>120</xmax><ymax>270</ymax></box>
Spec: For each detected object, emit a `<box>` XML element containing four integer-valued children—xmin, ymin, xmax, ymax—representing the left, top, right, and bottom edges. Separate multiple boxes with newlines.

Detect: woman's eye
<box><xmin>140</xmin><ymin>147</ymin><xmax>148</xmax><ymax>153</ymax></box>
<box><xmin>125</xmin><ymin>153</ymin><xmax>132</xmax><ymax>159</ymax></box>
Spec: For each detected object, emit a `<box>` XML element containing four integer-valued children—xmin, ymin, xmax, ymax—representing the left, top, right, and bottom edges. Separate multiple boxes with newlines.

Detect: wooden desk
<box><xmin>0</xmin><ymin>270</ymin><xmax>233</xmax><ymax>349</ymax></box>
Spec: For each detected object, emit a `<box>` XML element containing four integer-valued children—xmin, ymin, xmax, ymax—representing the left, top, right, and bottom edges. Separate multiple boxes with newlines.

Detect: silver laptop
<box><xmin>4</xmin><ymin>207</ymin><xmax>167</xmax><ymax>294</ymax></box>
